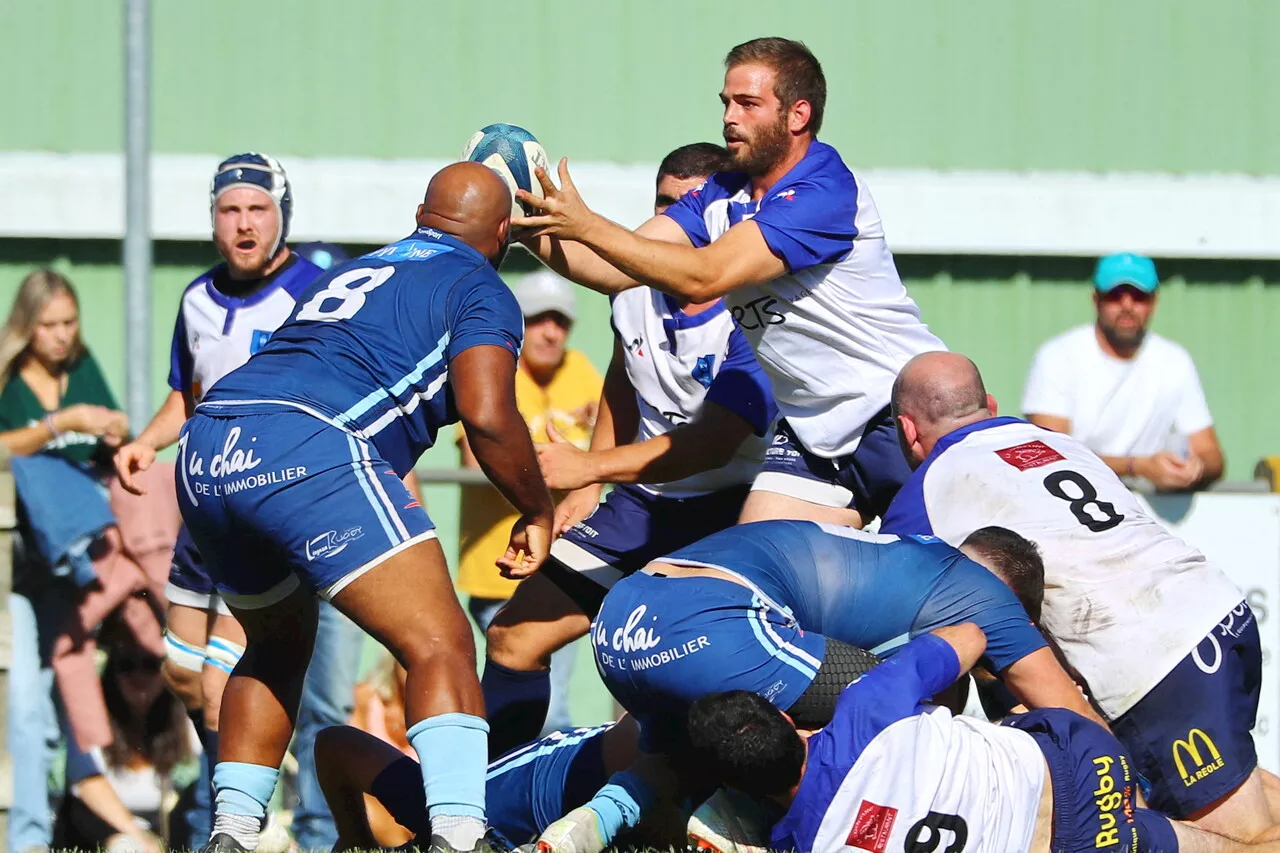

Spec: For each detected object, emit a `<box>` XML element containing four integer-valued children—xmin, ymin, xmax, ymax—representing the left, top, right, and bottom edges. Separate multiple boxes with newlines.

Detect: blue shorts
<box><xmin>549</xmin><ymin>483</ymin><xmax>748</xmax><ymax>598</ymax></box>
<box><xmin>371</xmin><ymin>724</ymin><xmax>611</xmax><ymax>849</ymax></box>
<box><xmin>752</xmin><ymin>406</ymin><xmax>912</xmax><ymax>521</ymax></box>
<box><xmin>176</xmin><ymin>409</ymin><xmax>435</xmax><ymax>610</ymax></box>
<box><xmin>1111</xmin><ymin>602</ymin><xmax>1260</xmax><ymax>817</ymax></box>
<box><xmin>165</xmin><ymin>525</ymin><xmax>231</xmax><ymax>616</ymax></box>
<box><xmin>1005</xmin><ymin>708</ymin><xmax>1176</xmax><ymax>853</ymax></box>
<box><xmin>593</xmin><ymin>571</ymin><xmax>825</xmax><ymax>751</ymax></box>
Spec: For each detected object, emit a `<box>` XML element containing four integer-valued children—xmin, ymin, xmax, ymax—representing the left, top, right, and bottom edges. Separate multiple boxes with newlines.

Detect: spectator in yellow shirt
<box><xmin>456</xmin><ymin>270</ymin><xmax>602</xmax><ymax>730</ymax></box>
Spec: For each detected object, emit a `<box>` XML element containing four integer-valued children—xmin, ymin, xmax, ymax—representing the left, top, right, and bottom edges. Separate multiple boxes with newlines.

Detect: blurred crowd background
<box><xmin>0</xmin><ymin>1</ymin><xmax>1277</xmax><ymax>851</ymax></box>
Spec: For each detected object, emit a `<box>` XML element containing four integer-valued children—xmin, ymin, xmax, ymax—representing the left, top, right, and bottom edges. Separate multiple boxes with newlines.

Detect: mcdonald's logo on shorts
<box><xmin>1173</xmin><ymin>728</ymin><xmax>1225</xmax><ymax>787</ymax></box>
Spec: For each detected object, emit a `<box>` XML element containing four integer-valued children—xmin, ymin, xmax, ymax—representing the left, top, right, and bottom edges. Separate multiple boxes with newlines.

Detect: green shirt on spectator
<box><xmin>0</xmin><ymin>351</ymin><xmax>119</xmax><ymax>465</ymax></box>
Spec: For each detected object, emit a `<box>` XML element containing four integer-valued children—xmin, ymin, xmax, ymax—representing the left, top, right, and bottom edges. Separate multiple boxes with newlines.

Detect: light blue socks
<box><xmin>211</xmin><ymin>761</ymin><xmax>279</xmax><ymax>850</ymax></box>
<box><xmin>408</xmin><ymin>713</ymin><xmax>490</xmax><ymax>850</ymax></box>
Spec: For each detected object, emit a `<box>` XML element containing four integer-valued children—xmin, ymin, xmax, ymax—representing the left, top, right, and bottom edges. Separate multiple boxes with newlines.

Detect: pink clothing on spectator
<box><xmin>55</xmin><ymin>462</ymin><xmax>180</xmax><ymax>750</ymax></box>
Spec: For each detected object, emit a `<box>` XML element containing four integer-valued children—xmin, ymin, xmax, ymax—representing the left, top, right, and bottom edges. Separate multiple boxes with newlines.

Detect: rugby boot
<box><xmin>199</xmin><ymin>834</ymin><xmax>250</xmax><ymax>853</ymax></box>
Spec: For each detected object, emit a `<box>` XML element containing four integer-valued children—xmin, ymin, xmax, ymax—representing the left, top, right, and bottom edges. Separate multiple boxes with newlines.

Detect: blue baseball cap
<box><xmin>1094</xmin><ymin>252</ymin><xmax>1159</xmax><ymax>294</ymax></box>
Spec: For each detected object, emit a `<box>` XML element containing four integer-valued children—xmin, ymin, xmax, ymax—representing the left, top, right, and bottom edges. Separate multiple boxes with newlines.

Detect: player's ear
<box><xmin>415</xmin><ymin>203</ymin><xmax>426</xmax><ymax>224</ymax></box>
<box><xmin>897</xmin><ymin>413</ymin><xmax>918</xmax><ymax>448</ymax></box>
<box><xmin>986</xmin><ymin>394</ymin><xmax>998</xmax><ymax>416</ymax></box>
<box><xmin>789</xmin><ymin>99</ymin><xmax>812</xmax><ymax>134</ymax></box>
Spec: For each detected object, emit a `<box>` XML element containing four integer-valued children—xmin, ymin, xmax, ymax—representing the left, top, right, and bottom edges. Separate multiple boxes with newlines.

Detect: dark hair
<box><xmin>961</xmin><ymin>527</ymin><xmax>1046</xmax><ymax>622</ymax></box>
<box><xmin>724</xmin><ymin>38</ymin><xmax>827</xmax><ymax>134</ymax></box>
<box><xmin>102</xmin><ymin>638</ymin><xmax>193</xmax><ymax>776</ymax></box>
<box><xmin>687</xmin><ymin>691</ymin><xmax>805</xmax><ymax>798</ymax></box>
<box><xmin>657</xmin><ymin>143</ymin><xmax>731</xmax><ymax>184</ymax></box>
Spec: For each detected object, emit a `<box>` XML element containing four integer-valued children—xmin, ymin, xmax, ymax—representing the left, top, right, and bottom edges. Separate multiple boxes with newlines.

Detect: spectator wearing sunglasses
<box><xmin>54</xmin><ymin>623</ymin><xmax>195</xmax><ymax>853</ymax></box>
<box><xmin>1022</xmin><ymin>252</ymin><xmax>1224</xmax><ymax>492</ymax></box>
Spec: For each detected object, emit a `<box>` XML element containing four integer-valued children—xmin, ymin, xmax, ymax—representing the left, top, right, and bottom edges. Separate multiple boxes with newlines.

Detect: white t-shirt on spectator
<box><xmin>1021</xmin><ymin>324</ymin><xmax>1213</xmax><ymax>457</ymax></box>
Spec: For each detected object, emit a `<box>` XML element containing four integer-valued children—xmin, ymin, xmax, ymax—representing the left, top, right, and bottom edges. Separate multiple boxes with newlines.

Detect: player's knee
<box><xmin>394</xmin><ymin>633</ymin><xmax>478</xmax><ymax>675</ymax></box>
<box><xmin>163</xmin><ymin>633</ymin><xmax>206</xmax><ymax>708</ymax></box>
<box><xmin>485</xmin><ymin>619</ymin><xmax>552</xmax><ymax>671</ymax></box>
<box><xmin>163</xmin><ymin>657</ymin><xmax>203</xmax><ymax>707</ymax></box>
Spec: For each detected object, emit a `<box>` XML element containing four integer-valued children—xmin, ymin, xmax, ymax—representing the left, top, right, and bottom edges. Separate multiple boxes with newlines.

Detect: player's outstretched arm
<box><xmin>452</xmin><ymin>344</ymin><xmax>555</xmax><ymax>576</ymax></box>
<box><xmin>1000</xmin><ymin>646</ymin><xmax>1110</xmax><ymax>729</ymax></box>
<box><xmin>114</xmin><ymin>388</ymin><xmax>191</xmax><ymax>495</ymax></box>
<box><xmin>521</xmin><ymin>234</ymin><xmax>643</xmax><ymax>296</ymax></box>
<box><xmin>538</xmin><ymin>400</ymin><xmax>753</xmax><ymax>490</ymax></box>
<box><xmin>548</xmin><ymin>340</ymin><xmax>638</xmax><ymax>534</ymax></box>
<box><xmin>517</xmin><ymin>160</ymin><xmax>785</xmax><ymax>302</ymax></box>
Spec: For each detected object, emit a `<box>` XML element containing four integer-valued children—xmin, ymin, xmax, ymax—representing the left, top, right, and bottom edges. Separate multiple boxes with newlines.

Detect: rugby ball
<box><xmin>462</xmin><ymin>123</ymin><xmax>550</xmax><ymax>222</ymax></box>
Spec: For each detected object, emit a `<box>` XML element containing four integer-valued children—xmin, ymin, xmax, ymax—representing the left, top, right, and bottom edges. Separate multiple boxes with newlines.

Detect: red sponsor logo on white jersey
<box><xmin>995</xmin><ymin>440</ymin><xmax>1065</xmax><ymax>471</ymax></box>
<box><xmin>846</xmin><ymin>800</ymin><xmax>897</xmax><ymax>853</ymax></box>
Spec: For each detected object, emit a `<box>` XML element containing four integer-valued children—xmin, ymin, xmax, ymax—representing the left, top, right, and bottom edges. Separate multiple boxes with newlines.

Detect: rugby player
<box><xmin>880</xmin><ymin>352</ymin><xmax>1275</xmax><ymax>840</ymax></box>
<box><xmin>537</xmin><ymin>521</ymin><xmax>1100</xmax><ymax>853</ymax></box>
<box><xmin>313</xmin><ymin>717</ymin><xmax>683</xmax><ymax>851</ymax></box>
<box><xmin>177</xmin><ymin>163</ymin><xmax>554</xmax><ymax>853</ymax></box>
<box><xmin>114</xmin><ymin>153</ymin><xmax>322</xmax><ymax>847</ymax></box>
<box><xmin>514</xmin><ymin>37</ymin><xmax>945</xmax><ymax>529</ymax></box>
<box><xmin>482</xmin><ymin>142</ymin><xmax>777</xmax><ymax>758</ymax></box>
<box><xmin>690</xmin><ymin>625</ymin><xmax>1271</xmax><ymax>853</ymax></box>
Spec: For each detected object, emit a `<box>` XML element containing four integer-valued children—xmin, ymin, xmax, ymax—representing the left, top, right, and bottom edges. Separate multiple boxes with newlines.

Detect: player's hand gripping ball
<box><xmin>462</xmin><ymin>123</ymin><xmax>551</xmax><ymax>224</ymax></box>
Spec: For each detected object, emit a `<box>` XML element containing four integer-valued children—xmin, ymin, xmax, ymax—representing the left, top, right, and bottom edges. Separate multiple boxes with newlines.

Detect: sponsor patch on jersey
<box><xmin>995</xmin><ymin>440</ymin><xmax>1065</xmax><ymax>471</ymax></box>
<box><xmin>250</xmin><ymin>329</ymin><xmax>272</xmax><ymax>354</ymax></box>
<box><xmin>692</xmin><ymin>354</ymin><xmax>715</xmax><ymax>388</ymax></box>
<box><xmin>845</xmin><ymin>800</ymin><xmax>897</xmax><ymax>853</ymax></box>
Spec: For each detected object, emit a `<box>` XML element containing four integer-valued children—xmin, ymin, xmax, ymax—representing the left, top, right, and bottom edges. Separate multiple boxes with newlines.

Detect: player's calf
<box><xmin>203</xmin><ymin>587</ymin><xmax>318</xmax><ymax>853</ymax></box>
<box><xmin>483</xmin><ymin>570</ymin><xmax>592</xmax><ymax>757</ymax></box>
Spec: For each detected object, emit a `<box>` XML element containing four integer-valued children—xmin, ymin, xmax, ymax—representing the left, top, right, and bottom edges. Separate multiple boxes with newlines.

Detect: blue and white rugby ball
<box><xmin>462</xmin><ymin>123</ymin><xmax>550</xmax><ymax>222</ymax></box>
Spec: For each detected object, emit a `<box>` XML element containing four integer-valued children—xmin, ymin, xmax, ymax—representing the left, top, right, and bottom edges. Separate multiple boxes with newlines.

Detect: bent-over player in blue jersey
<box><xmin>178</xmin><ymin>163</ymin><xmax>554</xmax><ymax>853</ymax></box>
<box><xmin>537</xmin><ymin>522</ymin><xmax>1100</xmax><ymax>853</ymax></box>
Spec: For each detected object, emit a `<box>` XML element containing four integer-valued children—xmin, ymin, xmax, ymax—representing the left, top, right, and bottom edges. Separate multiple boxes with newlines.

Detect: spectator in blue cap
<box><xmin>1022</xmin><ymin>252</ymin><xmax>1223</xmax><ymax>491</ymax></box>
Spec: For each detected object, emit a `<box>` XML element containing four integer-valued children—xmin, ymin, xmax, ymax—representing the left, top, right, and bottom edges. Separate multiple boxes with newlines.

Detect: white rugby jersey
<box><xmin>663</xmin><ymin>141</ymin><xmax>945</xmax><ymax>458</ymax></box>
<box><xmin>774</xmin><ymin>635</ymin><xmax>1045</xmax><ymax>853</ymax></box>
<box><xmin>609</xmin><ymin>287</ymin><xmax>774</xmax><ymax>497</ymax></box>
<box><xmin>880</xmin><ymin>418</ymin><xmax>1243</xmax><ymax>718</ymax></box>
<box><xmin>168</xmin><ymin>254</ymin><xmax>321</xmax><ymax>403</ymax></box>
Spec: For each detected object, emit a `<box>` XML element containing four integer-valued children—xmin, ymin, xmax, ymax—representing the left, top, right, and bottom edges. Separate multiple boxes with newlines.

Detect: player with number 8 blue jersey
<box><xmin>178</xmin><ymin>163</ymin><xmax>554</xmax><ymax>853</ymax></box>
<box><xmin>204</xmin><ymin>229</ymin><xmax>523</xmax><ymax>479</ymax></box>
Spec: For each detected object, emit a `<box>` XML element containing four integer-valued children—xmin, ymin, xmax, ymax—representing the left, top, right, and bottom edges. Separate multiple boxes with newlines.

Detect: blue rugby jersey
<box><xmin>661</xmin><ymin>520</ymin><xmax>1046</xmax><ymax>672</ymax></box>
<box><xmin>203</xmin><ymin>228</ymin><xmax>523</xmax><ymax>476</ymax></box>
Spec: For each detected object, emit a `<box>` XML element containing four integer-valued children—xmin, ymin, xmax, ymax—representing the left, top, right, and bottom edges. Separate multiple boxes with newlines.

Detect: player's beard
<box><xmin>1099</xmin><ymin>315</ymin><xmax>1147</xmax><ymax>352</ymax></box>
<box><xmin>725</xmin><ymin>110</ymin><xmax>791</xmax><ymax>177</ymax></box>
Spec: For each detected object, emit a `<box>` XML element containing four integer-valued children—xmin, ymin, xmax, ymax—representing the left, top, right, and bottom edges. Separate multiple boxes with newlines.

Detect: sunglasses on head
<box><xmin>1100</xmin><ymin>284</ymin><xmax>1154</xmax><ymax>303</ymax></box>
<box><xmin>116</xmin><ymin>656</ymin><xmax>163</xmax><ymax>675</ymax></box>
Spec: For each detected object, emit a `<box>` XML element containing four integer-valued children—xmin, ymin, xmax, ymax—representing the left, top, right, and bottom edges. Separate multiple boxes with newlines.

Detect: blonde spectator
<box><xmin>0</xmin><ymin>269</ymin><xmax>178</xmax><ymax>853</ymax></box>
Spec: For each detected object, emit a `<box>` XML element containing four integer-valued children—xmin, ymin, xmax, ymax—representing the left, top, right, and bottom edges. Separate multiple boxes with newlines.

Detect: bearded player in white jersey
<box><xmin>481</xmin><ymin>143</ymin><xmax>777</xmax><ymax>762</ymax></box>
<box><xmin>878</xmin><ymin>352</ymin><xmax>1277</xmax><ymax>841</ymax></box>
<box><xmin>690</xmin><ymin>625</ymin><xmax>1280</xmax><ymax>853</ymax></box>
<box><xmin>514</xmin><ymin>37</ymin><xmax>944</xmax><ymax>530</ymax></box>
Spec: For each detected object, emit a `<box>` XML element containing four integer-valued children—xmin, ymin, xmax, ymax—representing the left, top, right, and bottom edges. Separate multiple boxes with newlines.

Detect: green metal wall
<box><xmin>3</xmin><ymin>0</ymin><xmax>1278</xmax><ymax>172</ymax></box>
